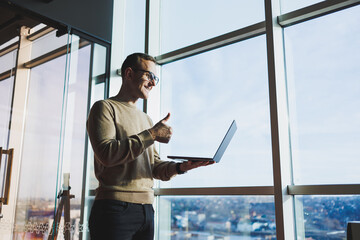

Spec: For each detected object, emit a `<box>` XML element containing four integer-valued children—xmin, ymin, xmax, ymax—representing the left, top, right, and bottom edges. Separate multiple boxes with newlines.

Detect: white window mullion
<box><xmin>146</xmin><ymin>1</ymin><xmax>162</xmax><ymax>240</ymax></box>
<box><xmin>3</xmin><ymin>26</ymin><xmax>33</xmax><ymax>240</ymax></box>
<box><xmin>265</xmin><ymin>0</ymin><xmax>296</xmax><ymax>239</ymax></box>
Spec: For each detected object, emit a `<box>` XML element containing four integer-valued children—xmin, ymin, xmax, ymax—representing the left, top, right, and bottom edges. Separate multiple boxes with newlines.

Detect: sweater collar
<box><xmin>109</xmin><ymin>97</ymin><xmax>138</xmax><ymax>109</ymax></box>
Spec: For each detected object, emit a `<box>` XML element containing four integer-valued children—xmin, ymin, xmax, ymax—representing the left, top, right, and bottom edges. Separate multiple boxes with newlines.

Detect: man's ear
<box><xmin>123</xmin><ymin>67</ymin><xmax>133</xmax><ymax>81</ymax></box>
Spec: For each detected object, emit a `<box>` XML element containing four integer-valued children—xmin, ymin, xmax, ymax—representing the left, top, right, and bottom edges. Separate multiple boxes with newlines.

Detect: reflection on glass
<box><xmin>13</xmin><ymin>52</ymin><xmax>66</xmax><ymax>239</ymax></box>
<box><xmin>0</xmin><ymin>50</ymin><xmax>17</xmax><ymax>73</ymax></box>
<box><xmin>31</xmin><ymin>31</ymin><xmax>68</xmax><ymax>60</ymax></box>
<box><xmin>160</xmin><ymin>36</ymin><xmax>272</xmax><ymax>188</ymax></box>
<box><xmin>0</xmin><ymin>36</ymin><xmax>18</xmax><ymax>51</ymax></box>
<box><xmin>0</xmin><ymin>49</ymin><xmax>17</xmax><ymax>149</ymax></box>
<box><xmin>0</xmin><ymin>77</ymin><xmax>14</xmax><ymax>148</ymax></box>
<box><xmin>0</xmin><ymin>77</ymin><xmax>14</xmax><ymax>196</ymax></box>
<box><xmin>0</xmin><ymin>50</ymin><xmax>17</xmax><ymax>195</ymax></box>
<box><xmin>13</xmin><ymin>37</ymin><xmax>91</xmax><ymax>239</ymax></box>
<box><xmin>295</xmin><ymin>195</ymin><xmax>360</xmax><ymax>239</ymax></box>
<box><xmin>280</xmin><ymin>0</ymin><xmax>324</xmax><ymax>14</ymax></box>
<box><xmin>285</xmin><ymin>5</ymin><xmax>360</xmax><ymax>184</ymax></box>
<box><xmin>158</xmin><ymin>196</ymin><xmax>275</xmax><ymax>240</ymax></box>
<box><xmin>61</xmin><ymin>41</ymin><xmax>90</xmax><ymax>204</ymax></box>
<box><xmin>160</xmin><ymin>0</ymin><xmax>264</xmax><ymax>53</ymax></box>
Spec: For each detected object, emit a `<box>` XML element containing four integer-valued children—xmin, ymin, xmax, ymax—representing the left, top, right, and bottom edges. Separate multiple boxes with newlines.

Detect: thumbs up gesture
<box><xmin>148</xmin><ymin>113</ymin><xmax>173</xmax><ymax>143</ymax></box>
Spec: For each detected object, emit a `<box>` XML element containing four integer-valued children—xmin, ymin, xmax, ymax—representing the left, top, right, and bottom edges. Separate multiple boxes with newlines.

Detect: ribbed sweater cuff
<box><xmin>138</xmin><ymin>129</ymin><xmax>155</xmax><ymax>149</ymax></box>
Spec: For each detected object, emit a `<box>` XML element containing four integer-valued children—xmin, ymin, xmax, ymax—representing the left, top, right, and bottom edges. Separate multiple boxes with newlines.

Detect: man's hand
<box><xmin>149</xmin><ymin>113</ymin><xmax>173</xmax><ymax>143</ymax></box>
<box><xmin>179</xmin><ymin>160</ymin><xmax>215</xmax><ymax>172</ymax></box>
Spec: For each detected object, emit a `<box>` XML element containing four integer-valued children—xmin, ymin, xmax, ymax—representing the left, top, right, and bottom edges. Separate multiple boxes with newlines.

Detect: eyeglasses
<box><xmin>133</xmin><ymin>69</ymin><xmax>159</xmax><ymax>85</ymax></box>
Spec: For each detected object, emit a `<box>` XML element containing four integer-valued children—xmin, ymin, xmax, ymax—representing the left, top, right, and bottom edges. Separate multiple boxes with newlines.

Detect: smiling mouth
<box><xmin>144</xmin><ymin>86</ymin><xmax>152</xmax><ymax>92</ymax></box>
<box><xmin>144</xmin><ymin>84</ymin><xmax>152</xmax><ymax>91</ymax></box>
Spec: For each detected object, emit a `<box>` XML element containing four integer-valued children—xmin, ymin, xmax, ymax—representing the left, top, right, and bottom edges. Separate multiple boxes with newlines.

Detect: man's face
<box><xmin>126</xmin><ymin>59</ymin><xmax>158</xmax><ymax>100</ymax></box>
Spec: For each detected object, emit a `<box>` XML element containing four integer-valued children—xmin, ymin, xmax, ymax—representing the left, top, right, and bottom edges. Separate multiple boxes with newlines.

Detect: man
<box><xmin>86</xmin><ymin>53</ymin><xmax>212</xmax><ymax>240</ymax></box>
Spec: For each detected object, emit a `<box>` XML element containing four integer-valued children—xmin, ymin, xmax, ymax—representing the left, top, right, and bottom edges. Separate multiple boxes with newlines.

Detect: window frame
<box><xmin>139</xmin><ymin>0</ymin><xmax>360</xmax><ymax>239</ymax></box>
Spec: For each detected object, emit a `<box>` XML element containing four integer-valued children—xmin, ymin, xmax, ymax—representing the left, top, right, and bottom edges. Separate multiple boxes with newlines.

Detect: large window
<box><xmin>160</xmin><ymin>36</ymin><xmax>273</xmax><ymax>188</ymax></box>
<box><xmin>283</xmin><ymin>4</ymin><xmax>360</xmax><ymax>239</ymax></box>
<box><xmin>285</xmin><ymin>5</ymin><xmax>360</xmax><ymax>185</ymax></box>
<box><xmin>143</xmin><ymin>1</ymin><xmax>360</xmax><ymax>240</ymax></box>
<box><xmin>154</xmin><ymin>1</ymin><xmax>274</xmax><ymax>240</ymax></box>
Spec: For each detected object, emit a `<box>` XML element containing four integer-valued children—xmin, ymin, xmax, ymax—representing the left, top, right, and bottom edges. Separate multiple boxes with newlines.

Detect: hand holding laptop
<box><xmin>178</xmin><ymin>160</ymin><xmax>215</xmax><ymax>172</ymax></box>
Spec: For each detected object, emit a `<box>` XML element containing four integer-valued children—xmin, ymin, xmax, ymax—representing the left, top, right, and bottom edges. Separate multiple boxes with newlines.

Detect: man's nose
<box><xmin>149</xmin><ymin>79</ymin><xmax>156</xmax><ymax>86</ymax></box>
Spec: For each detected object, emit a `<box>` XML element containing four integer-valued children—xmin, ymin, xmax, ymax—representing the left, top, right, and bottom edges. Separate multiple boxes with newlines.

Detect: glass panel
<box><xmin>0</xmin><ymin>77</ymin><xmax>14</xmax><ymax>195</ymax></box>
<box><xmin>159</xmin><ymin>0</ymin><xmax>265</xmax><ymax>53</ymax></box>
<box><xmin>12</xmin><ymin>32</ymin><xmax>92</xmax><ymax>240</ymax></box>
<box><xmin>60</xmin><ymin>35</ymin><xmax>91</xmax><ymax>239</ymax></box>
<box><xmin>0</xmin><ymin>49</ymin><xmax>17</xmax><ymax>148</ymax></box>
<box><xmin>13</xmin><ymin>45</ymin><xmax>67</xmax><ymax>239</ymax></box>
<box><xmin>0</xmin><ymin>48</ymin><xmax>17</xmax><ymax>216</ymax></box>
<box><xmin>0</xmin><ymin>80</ymin><xmax>14</xmax><ymax>148</ymax></box>
<box><xmin>280</xmin><ymin>0</ymin><xmax>324</xmax><ymax>14</ymax></box>
<box><xmin>123</xmin><ymin>0</ymin><xmax>145</xmax><ymax>57</ymax></box>
<box><xmin>0</xmin><ymin>36</ymin><xmax>18</xmax><ymax>50</ymax></box>
<box><xmin>31</xmin><ymin>23</ymin><xmax>47</xmax><ymax>33</ymax></box>
<box><xmin>295</xmin><ymin>195</ymin><xmax>360</xmax><ymax>240</ymax></box>
<box><xmin>109</xmin><ymin>75</ymin><xmax>121</xmax><ymax>98</ymax></box>
<box><xmin>160</xmin><ymin>36</ymin><xmax>272</xmax><ymax>188</ymax></box>
<box><xmin>83</xmin><ymin>83</ymin><xmax>105</xmax><ymax>237</ymax></box>
<box><xmin>158</xmin><ymin>196</ymin><xmax>276</xmax><ymax>240</ymax></box>
<box><xmin>92</xmin><ymin>44</ymin><xmax>107</xmax><ymax>78</ymax></box>
<box><xmin>0</xmin><ymin>50</ymin><xmax>17</xmax><ymax>73</ymax></box>
<box><xmin>31</xmin><ymin>31</ymin><xmax>68</xmax><ymax>60</ymax></box>
<box><xmin>82</xmin><ymin>42</ymin><xmax>108</xmax><ymax>240</ymax></box>
<box><xmin>110</xmin><ymin>0</ymin><xmax>145</xmax><ymax>109</ymax></box>
<box><xmin>285</xmin><ymin>5</ymin><xmax>360</xmax><ymax>184</ymax></box>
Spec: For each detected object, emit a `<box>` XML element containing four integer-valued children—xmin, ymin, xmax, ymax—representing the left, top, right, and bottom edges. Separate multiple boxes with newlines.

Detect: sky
<box><xmin>160</xmin><ymin>0</ymin><xmax>264</xmax><ymax>54</ymax></box>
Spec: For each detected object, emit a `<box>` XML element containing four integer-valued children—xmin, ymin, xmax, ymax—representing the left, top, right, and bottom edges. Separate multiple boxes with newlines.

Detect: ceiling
<box><xmin>0</xmin><ymin>1</ymin><xmax>41</xmax><ymax>46</ymax></box>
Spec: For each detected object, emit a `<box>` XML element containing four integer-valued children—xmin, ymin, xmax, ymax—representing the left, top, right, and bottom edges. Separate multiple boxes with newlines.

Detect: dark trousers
<box><xmin>89</xmin><ymin>199</ymin><xmax>154</xmax><ymax>240</ymax></box>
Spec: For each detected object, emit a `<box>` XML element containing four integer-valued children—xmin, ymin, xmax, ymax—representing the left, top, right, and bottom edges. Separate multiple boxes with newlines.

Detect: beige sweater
<box><xmin>86</xmin><ymin>98</ymin><xmax>178</xmax><ymax>204</ymax></box>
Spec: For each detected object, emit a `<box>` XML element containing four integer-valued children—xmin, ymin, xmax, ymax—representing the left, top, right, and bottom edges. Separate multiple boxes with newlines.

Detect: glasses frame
<box><xmin>133</xmin><ymin>68</ymin><xmax>159</xmax><ymax>85</ymax></box>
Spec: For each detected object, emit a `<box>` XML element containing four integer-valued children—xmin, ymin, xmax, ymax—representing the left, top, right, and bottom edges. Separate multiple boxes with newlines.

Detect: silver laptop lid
<box><xmin>212</xmin><ymin>120</ymin><xmax>237</xmax><ymax>162</ymax></box>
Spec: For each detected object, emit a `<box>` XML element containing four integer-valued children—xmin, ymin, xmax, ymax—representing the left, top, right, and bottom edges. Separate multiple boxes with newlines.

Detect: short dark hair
<box><xmin>120</xmin><ymin>53</ymin><xmax>158</xmax><ymax>77</ymax></box>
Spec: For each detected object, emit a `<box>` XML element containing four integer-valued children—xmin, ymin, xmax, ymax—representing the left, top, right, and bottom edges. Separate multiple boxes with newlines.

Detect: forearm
<box><xmin>91</xmin><ymin>130</ymin><xmax>154</xmax><ymax>167</ymax></box>
<box><xmin>152</xmin><ymin>158</ymin><xmax>178</xmax><ymax>181</ymax></box>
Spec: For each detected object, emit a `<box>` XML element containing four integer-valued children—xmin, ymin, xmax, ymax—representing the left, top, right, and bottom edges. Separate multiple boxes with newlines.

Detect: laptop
<box><xmin>167</xmin><ymin>120</ymin><xmax>237</xmax><ymax>162</ymax></box>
